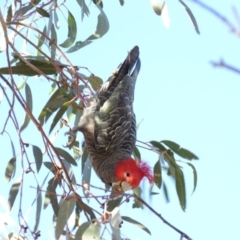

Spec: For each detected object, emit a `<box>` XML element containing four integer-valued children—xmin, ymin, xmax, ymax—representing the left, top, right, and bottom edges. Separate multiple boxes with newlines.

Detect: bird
<box><xmin>66</xmin><ymin>46</ymin><xmax>153</xmax><ymax>192</ymax></box>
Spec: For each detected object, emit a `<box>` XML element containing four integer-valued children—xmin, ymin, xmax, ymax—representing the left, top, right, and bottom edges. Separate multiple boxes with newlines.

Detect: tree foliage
<box><xmin>0</xmin><ymin>0</ymin><xmax>200</xmax><ymax>239</ymax></box>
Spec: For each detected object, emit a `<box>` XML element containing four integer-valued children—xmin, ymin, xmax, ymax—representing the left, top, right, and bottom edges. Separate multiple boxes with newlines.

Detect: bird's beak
<box><xmin>112</xmin><ymin>181</ymin><xmax>132</xmax><ymax>192</ymax></box>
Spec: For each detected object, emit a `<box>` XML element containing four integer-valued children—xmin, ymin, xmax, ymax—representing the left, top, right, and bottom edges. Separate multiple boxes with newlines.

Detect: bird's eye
<box><xmin>125</xmin><ymin>172</ymin><xmax>130</xmax><ymax>177</ymax></box>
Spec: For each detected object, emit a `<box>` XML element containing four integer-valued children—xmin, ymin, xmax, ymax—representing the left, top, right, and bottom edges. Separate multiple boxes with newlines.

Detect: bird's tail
<box><xmin>98</xmin><ymin>46</ymin><xmax>140</xmax><ymax>105</ymax></box>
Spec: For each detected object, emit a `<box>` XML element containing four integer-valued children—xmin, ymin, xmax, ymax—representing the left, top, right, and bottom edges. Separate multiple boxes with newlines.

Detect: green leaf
<box><xmin>76</xmin><ymin>0</ymin><xmax>90</xmax><ymax>20</ymax></box>
<box><xmin>109</xmin><ymin>207</ymin><xmax>122</xmax><ymax>240</ymax></box>
<box><xmin>55</xmin><ymin>147</ymin><xmax>77</xmax><ymax>166</ymax></box>
<box><xmin>37</xmin><ymin>26</ymin><xmax>46</xmax><ymax>49</ymax></box>
<box><xmin>150</xmin><ymin>140</ymin><xmax>167</xmax><ymax>151</ymax></box>
<box><xmin>32</xmin><ymin>145</ymin><xmax>42</xmax><ymax>173</ymax></box>
<box><xmin>82</xmin><ymin>221</ymin><xmax>101</xmax><ymax>239</ymax></box>
<box><xmin>15</xmin><ymin>0</ymin><xmax>41</xmax><ymax>16</ymax></box>
<box><xmin>9</xmin><ymin>136</ymin><xmax>16</xmax><ymax>157</ymax></box>
<box><xmin>72</xmin><ymin>200</ymin><xmax>81</xmax><ymax>231</ymax></box>
<box><xmin>36</xmin><ymin>7</ymin><xmax>50</xmax><ymax>17</ymax></box>
<box><xmin>45</xmin><ymin>97</ymin><xmax>69</xmax><ymax>123</ymax></box>
<box><xmin>55</xmin><ymin>195</ymin><xmax>76</xmax><ymax>239</ymax></box>
<box><xmin>161</xmin><ymin>140</ymin><xmax>198</xmax><ymax>160</ymax></box>
<box><xmin>175</xmin><ymin>169</ymin><xmax>186</xmax><ymax>211</ymax></box>
<box><xmin>6</xmin><ymin>4</ymin><xmax>13</xmax><ymax>22</ymax></box>
<box><xmin>119</xmin><ymin>0</ymin><xmax>124</xmax><ymax>6</ymax></box>
<box><xmin>17</xmin><ymin>78</ymin><xmax>26</xmax><ymax>90</ymax></box>
<box><xmin>51</xmin><ymin>23</ymin><xmax>57</xmax><ymax>59</ymax></box>
<box><xmin>86</xmin><ymin>6</ymin><xmax>109</xmax><ymax>40</ymax></box>
<box><xmin>88</xmin><ymin>76</ymin><xmax>103</xmax><ymax>91</ymax></box>
<box><xmin>75</xmin><ymin>222</ymin><xmax>91</xmax><ymax>239</ymax></box>
<box><xmin>8</xmin><ymin>178</ymin><xmax>21</xmax><ymax>211</ymax></box>
<box><xmin>150</xmin><ymin>192</ymin><xmax>159</xmax><ymax>195</ymax></box>
<box><xmin>49</xmin><ymin>103</ymin><xmax>68</xmax><ymax>134</ymax></box>
<box><xmin>43</xmin><ymin>161</ymin><xmax>55</xmax><ymax>175</ymax></box>
<box><xmin>93</xmin><ymin>0</ymin><xmax>103</xmax><ymax>8</ymax></box>
<box><xmin>62</xmin><ymin>160</ymin><xmax>76</xmax><ymax>184</ymax></box>
<box><xmin>132</xmin><ymin>146</ymin><xmax>141</xmax><ymax>161</ymax></box>
<box><xmin>122</xmin><ymin>216</ymin><xmax>151</xmax><ymax>235</ymax></box>
<box><xmin>81</xmin><ymin>143</ymin><xmax>88</xmax><ymax>174</ymax></box>
<box><xmin>33</xmin><ymin>186</ymin><xmax>42</xmax><ymax>232</ymax></box>
<box><xmin>66</xmin><ymin>40</ymin><xmax>92</xmax><ymax>53</ymax></box>
<box><xmin>163</xmin><ymin>150</ymin><xmax>179</xmax><ymax>178</ymax></box>
<box><xmin>20</xmin><ymin>83</ymin><xmax>32</xmax><ymax>132</ymax></box>
<box><xmin>153</xmin><ymin>160</ymin><xmax>162</xmax><ymax>189</ymax></box>
<box><xmin>179</xmin><ymin>0</ymin><xmax>200</xmax><ymax>34</ymax></box>
<box><xmin>13</xmin><ymin>55</ymin><xmax>51</xmax><ymax>63</ymax></box>
<box><xmin>53</xmin><ymin>8</ymin><xmax>60</xmax><ymax>29</ymax></box>
<box><xmin>0</xmin><ymin>60</ymin><xmax>57</xmax><ymax>76</ymax></box>
<box><xmin>5</xmin><ymin>157</ymin><xmax>16</xmax><ymax>182</ymax></box>
<box><xmin>163</xmin><ymin>182</ymin><xmax>170</xmax><ymax>203</ymax></box>
<box><xmin>132</xmin><ymin>187</ymin><xmax>143</xmax><ymax>209</ymax></box>
<box><xmin>82</xmin><ymin>158</ymin><xmax>91</xmax><ymax>197</ymax></box>
<box><xmin>107</xmin><ymin>190</ymin><xmax>123</xmax><ymax>212</ymax></box>
<box><xmin>75</xmin><ymin>194</ymin><xmax>96</xmax><ymax>220</ymax></box>
<box><xmin>38</xmin><ymin>88</ymin><xmax>62</xmax><ymax>125</ymax></box>
<box><xmin>187</xmin><ymin>162</ymin><xmax>197</xmax><ymax>194</ymax></box>
<box><xmin>44</xmin><ymin>177</ymin><xmax>59</xmax><ymax>215</ymax></box>
<box><xmin>59</xmin><ymin>10</ymin><xmax>77</xmax><ymax>48</ymax></box>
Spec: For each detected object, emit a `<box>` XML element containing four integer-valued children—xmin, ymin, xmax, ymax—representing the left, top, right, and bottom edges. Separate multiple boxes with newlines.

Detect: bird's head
<box><xmin>113</xmin><ymin>158</ymin><xmax>153</xmax><ymax>192</ymax></box>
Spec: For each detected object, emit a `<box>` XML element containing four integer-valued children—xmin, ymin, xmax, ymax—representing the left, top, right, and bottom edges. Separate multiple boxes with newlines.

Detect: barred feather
<box><xmin>68</xmin><ymin>46</ymin><xmax>151</xmax><ymax>187</ymax></box>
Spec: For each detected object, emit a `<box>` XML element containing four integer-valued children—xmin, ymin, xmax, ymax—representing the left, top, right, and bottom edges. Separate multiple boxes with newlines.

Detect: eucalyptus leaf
<box><xmin>55</xmin><ymin>147</ymin><xmax>77</xmax><ymax>166</ymax></box>
<box><xmin>32</xmin><ymin>145</ymin><xmax>43</xmax><ymax>173</ymax></box>
<box><xmin>161</xmin><ymin>140</ymin><xmax>198</xmax><ymax>160</ymax></box>
<box><xmin>175</xmin><ymin>169</ymin><xmax>186</xmax><ymax>211</ymax></box>
<box><xmin>122</xmin><ymin>216</ymin><xmax>151</xmax><ymax>235</ymax></box>
<box><xmin>133</xmin><ymin>146</ymin><xmax>141</xmax><ymax>161</ymax></box>
<box><xmin>20</xmin><ymin>83</ymin><xmax>32</xmax><ymax>132</ymax></box>
<box><xmin>88</xmin><ymin>76</ymin><xmax>103</xmax><ymax>91</ymax></box>
<box><xmin>154</xmin><ymin>160</ymin><xmax>162</xmax><ymax>189</ymax></box>
<box><xmin>86</xmin><ymin>6</ymin><xmax>109</xmax><ymax>40</ymax></box>
<box><xmin>8</xmin><ymin>178</ymin><xmax>21</xmax><ymax>211</ymax></box>
<box><xmin>82</xmin><ymin>221</ymin><xmax>101</xmax><ymax>240</ymax></box>
<box><xmin>49</xmin><ymin>103</ymin><xmax>68</xmax><ymax>134</ymax></box>
<box><xmin>187</xmin><ymin>162</ymin><xmax>197</xmax><ymax>194</ymax></box>
<box><xmin>150</xmin><ymin>141</ymin><xmax>167</xmax><ymax>151</ymax></box>
<box><xmin>67</xmin><ymin>40</ymin><xmax>92</xmax><ymax>53</ymax></box>
<box><xmin>33</xmin><ymin>186</ymin><xmax>42</xmax><ymax>232</ymax></box>
<box><xmin>43</xmin><ymin>177</ymin><xmax>59</xmax><ymax>214</ymax></box>
<box><xmin>55</xmin><ymin>195</ymin><xmax>76</xmax><ymax>239</ymax></box>
<box><xmin>59</xmin><ymin>10</ymin><xmax>77</xmax><ymax>48</ymax></box>
<box><xmin>5</xmin><ymin>157</ymin><xmax>16</xmax><ymax>182</ymax></box>
<box><xmin>36</xmin><ymin>7</ymin><xmax>50</xmax><ymax>18</ymax></box>
<box><xmin>179</xmin><ymin>0</ymin><xmax>200</xmax><ymax>34</ymax></box>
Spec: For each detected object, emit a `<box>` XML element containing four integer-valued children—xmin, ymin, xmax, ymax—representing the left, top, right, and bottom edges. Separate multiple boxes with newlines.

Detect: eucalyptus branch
<box><xmin>9</xmin><ymin>21</ymin><xmax>95</xmax><ymax>96</ymax></box>
<box><xmin>0</xmin><ymin>74</ymin><xmax>90</xmax><ymax>221</ymax></box>
<box><xmin>211</xmin><ymin>59</ymin><xmax>240</xmax><ymax>74</ymax></box>
<box><xmin>189</xmin><ymin>0</ymin><xmax>239</xmax><ymax>35</ymax></box>
<box><xmin>133</xmin><ymin>194</ymin><xmax>192</xmax><ymax>240</ymax></box>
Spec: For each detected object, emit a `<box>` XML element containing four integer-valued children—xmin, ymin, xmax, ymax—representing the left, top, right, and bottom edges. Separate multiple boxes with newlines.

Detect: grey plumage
<box><xmin>67</xmin><ymin>46</ymin><xmax>141</xmax><ymax>185</ymax></box>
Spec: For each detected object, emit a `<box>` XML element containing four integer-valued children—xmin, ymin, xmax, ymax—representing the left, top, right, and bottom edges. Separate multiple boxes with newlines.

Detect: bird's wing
<box><xmin>94</xmin><ymin>56</ymin><xmax>141</xmax><ymax>158</ymax></box>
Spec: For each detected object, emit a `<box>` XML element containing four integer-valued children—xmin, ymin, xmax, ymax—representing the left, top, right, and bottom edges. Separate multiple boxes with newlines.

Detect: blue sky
<box><xmin>1</xmin><ymin>0</ymin><xmax>240</xmax><ymax>239</ymax></box>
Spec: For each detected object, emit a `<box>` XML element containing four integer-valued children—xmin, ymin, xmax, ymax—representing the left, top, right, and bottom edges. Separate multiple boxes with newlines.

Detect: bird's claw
<box><xmin>64</xmin><ymin>130</ymin><xmax>77</xmax><ymax>148</ymax></box>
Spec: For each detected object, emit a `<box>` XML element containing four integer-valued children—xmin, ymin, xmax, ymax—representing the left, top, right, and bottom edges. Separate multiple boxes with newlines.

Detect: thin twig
<box><xmin>133</xmin><ymin>194</ymin><xmax>192</xmax><ymax>240</ymax></box>
<box><xmin>211</xmin><ymin>59</ymin><xmax>240</xmax><ymax>74</ymax></box>
<box><xmin>189</xmin><ymin>0</ymin><xmax>239</xmax><ymax>35</ymax></box>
